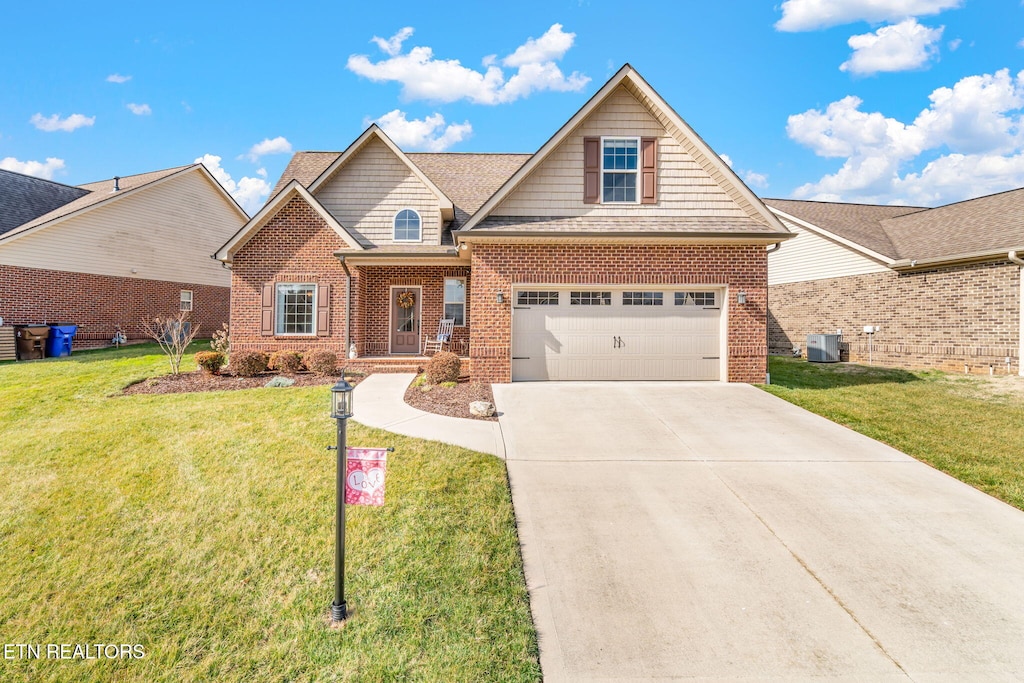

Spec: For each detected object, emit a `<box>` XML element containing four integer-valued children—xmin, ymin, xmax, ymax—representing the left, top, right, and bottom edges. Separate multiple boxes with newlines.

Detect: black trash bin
<box><xmin>46</xmin><ymin>324</ymin><xmax>78</xmax><ymax>358</ymax></box>
<box><xmin>15</xmin><ymin>326</ymin><xmax>50</xmax><ymax>360</ymax></box>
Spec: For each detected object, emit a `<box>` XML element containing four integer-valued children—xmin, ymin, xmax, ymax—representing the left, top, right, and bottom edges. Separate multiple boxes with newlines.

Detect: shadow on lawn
<box><xmin>60</xmin><ymin>341</ymin><xmax>209</xmax><ymax>364</ymax></box>
<box><xmin>768</xmin><ymin>356</ymin><xmax>920</xmax><ymax>390</ymax></box>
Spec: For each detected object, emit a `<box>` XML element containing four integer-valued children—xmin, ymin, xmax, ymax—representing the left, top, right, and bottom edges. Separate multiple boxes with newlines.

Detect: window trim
<box><xmin>179</xmin><ymin>289</ymin><xmax>193</xmax><ymax>312</ymax></box>
<box><xmin>600</xmin><ymin>136</ymin><xmax>641</xmax><ymax>205</ymax></box>
<box><xmin>443</xmin><ymin>277</ymin><xmax>467</xmax><ymax>327</ymax></box>
<box><xmin>274</xmin><ymin>282</ymin><xmax>317</xmax><ymax>336</ymax></box>
<box><xmin>392</xmin><ymin>208</ymin><xmax>422</xmax><ymax>243</ymax></box>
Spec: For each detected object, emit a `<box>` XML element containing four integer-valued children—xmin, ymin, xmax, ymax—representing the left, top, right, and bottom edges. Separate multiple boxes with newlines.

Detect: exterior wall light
<box><xmin>737</xmin><ymin>291</ymin><xmax>747</xmax><ymax>304</ymax></box>
<box><xmin>328</xmin><ymin>378</ymin><xmax>354</xmax><ymax>622</ymax></box>
<box><xmin>496</xmin><ymin>291</ymin><xmax>505</xmax><ymax>304</ymax></box>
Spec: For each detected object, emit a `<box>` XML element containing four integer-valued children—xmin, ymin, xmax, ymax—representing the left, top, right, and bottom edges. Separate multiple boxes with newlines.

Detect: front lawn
<box><xmin>762</xmin><ymin>356</ymin><xmax>1024</xmax><ymax>511</ymax></box>
<box><xmin>0</xmin><ymin>345</ymin><xmax>540</xmax><ymax>682</ymax></box>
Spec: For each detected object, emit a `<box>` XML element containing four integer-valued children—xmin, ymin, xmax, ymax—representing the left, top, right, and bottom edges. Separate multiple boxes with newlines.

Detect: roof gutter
<box><xmin>890</xmin><ymin>247</ymin><xmax>1024</xmax><ymax>272</ymax></box>
<box><xmin>454</xmin><ymin>231</ymin><xmax>795</xmax><ymax>245</ymax></box>
<box><xmin>1011</xmin><ymin>251</ymin><xmax>1024</xmax><ymax>377</ymax></box>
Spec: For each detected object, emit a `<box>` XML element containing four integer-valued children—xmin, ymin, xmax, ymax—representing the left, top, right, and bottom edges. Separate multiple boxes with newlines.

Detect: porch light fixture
<box><xmin>328</xmin><ymin>378</ymin><xmax>354</xmax><ymax>622</ymax></box>
<box><xmin>496</xmin><ymin>291</ymin><xmax>505</xmax><ymax>304</ymax></box>
<box><xmin>736</xmin><ymin>291</ymin><xmax>747</xmax><ymax>304</ymax></box>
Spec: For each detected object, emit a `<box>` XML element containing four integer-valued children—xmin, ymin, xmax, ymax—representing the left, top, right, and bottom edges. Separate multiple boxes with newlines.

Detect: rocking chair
<box><xmin>422</xmin><ymin>318</ymin><xmax>455</xmax><ymax>355</ymax></box>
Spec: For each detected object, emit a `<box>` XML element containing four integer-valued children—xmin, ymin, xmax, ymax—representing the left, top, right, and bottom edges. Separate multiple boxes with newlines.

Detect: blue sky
<box><xmin>1</xmin><ymin>0</ymin><xmax>1022</xmax><ymax>213</ymax></box>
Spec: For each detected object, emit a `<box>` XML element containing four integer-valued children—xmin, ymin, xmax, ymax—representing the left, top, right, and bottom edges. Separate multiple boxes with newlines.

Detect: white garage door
<box><xmin>511</xmin><ymin>287</ymin><xmax>722</xmax><ymax>381</ymax></box>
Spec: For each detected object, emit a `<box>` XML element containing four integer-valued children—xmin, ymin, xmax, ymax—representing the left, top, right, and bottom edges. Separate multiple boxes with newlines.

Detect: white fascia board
<box><xmin>769</xmin><ymin>207</ymin><xmax>896</xmax><ymax>266</ymax></box>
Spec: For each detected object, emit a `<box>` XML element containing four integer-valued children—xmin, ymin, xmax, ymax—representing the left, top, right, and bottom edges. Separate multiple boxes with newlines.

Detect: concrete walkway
<box><xmin>351</xmin><ymin>373</ymin><xmax>505</xmax><ymax>458</ymax></box>
<box><xmin>494</xmin><ymin>381</ymin><xmax>1024</xmax><ymax>682</ymax></box>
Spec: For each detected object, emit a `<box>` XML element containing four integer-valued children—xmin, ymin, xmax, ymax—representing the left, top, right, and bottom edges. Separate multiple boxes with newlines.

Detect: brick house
<box><xmin>0</xmin><ymin>164</ymin><xmax>248</xmax><ymax>347</ymax></box>
<box><xmin>765</xmin><ymin>192</ymin><xmax>1024</xmax><ymax>375</ymax></box>
<box><xmin>216</xmin><ymin>65</ymin><xmax>792</xmax><ymax>383</ymax></box>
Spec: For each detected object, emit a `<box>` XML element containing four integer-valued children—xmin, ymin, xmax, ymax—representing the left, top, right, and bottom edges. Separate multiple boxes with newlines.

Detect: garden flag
<box><xmin>345</xmin><ymin>448</ymin><xmax>388</xmax><ymax>506</ymax></box>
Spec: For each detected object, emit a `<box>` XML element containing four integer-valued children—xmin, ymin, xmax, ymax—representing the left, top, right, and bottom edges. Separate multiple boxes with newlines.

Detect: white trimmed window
<box><xmin>602</xmin><ymin>137</ymin><xmax>639</xmax><ymax>203</ymax></box>
<box><xmin>180</xmin><ymin>290</ymin><xmax>193</xmax><ymax>311</ymax></box>
<box><xmin>444</xmin><ymin>277</ymin><xmax>466</xmax><ymax>326</ymax></box>
<box><xmin>275</xmin><ymin>283</ymin><xmax>316</xmax><ymax>335</ymax></box>
<box><xmin>393</xmin><ymin>209</ymin><xmax>422</xmax><ymax>242</ymax></box>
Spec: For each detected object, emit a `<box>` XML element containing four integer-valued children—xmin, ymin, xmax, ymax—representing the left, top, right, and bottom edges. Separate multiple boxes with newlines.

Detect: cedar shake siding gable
<box><xmin>313</xmin><ymin>137</ymin><xmax>443</xmax><ymax>246</ymax></box>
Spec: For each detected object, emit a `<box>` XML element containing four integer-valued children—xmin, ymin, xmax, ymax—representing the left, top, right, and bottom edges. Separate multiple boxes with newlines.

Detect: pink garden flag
<box><xmin>345</xmin><ymin>448</ymin><xmax>388</xmax><ymax>506</ymax></box>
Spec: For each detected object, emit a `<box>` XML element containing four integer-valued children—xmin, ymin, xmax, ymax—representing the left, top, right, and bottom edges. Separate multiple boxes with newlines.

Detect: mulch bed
<box><xmin>122</xmin><ymin>370</ymin><xmax>362</xmax><ymax>395</ymax></box>
<box><xmin>404</xmin><ymin>378</ymin><xmax>498</xmax><ymax>421</ymax></box>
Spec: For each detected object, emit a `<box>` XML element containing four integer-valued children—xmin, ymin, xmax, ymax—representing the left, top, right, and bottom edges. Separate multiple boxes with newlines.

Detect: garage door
<box><xmin>511</xmin><ymin>287</ymin><xmax>722</xmax><ymax>381</ymax></box>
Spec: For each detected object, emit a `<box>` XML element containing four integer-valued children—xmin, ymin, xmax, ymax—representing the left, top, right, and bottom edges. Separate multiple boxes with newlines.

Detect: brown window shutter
<box><xmin>316</xmin><ymin>283</ymin><xmax>331</xmax><ymax>337</ymax></box>
<box><xmin>260</xmin><ymin>283</ymin><xmax>274</xmax><ymax>336</ymax></box>
<box><xmin>641</xmin><ymin>137</ymin><xmax>657</xmax><ymax>204</ymax></box>
<box><xmin>583</xmin><ymin>137</ymin><xmax>600</xmax><ymax>204</ymax></box>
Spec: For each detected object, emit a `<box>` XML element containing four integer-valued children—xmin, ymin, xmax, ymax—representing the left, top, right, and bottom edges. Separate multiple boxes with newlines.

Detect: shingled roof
<box><xmin>765</xmin><ymin>192</ymin><xmax>1024</xmax><ymax>263</ymax></box>
<box><xmin>0</xmin><ymin>169</ymin><xmax>89</xmax><ymax>236</ymax></box>
<box><xmin>0</xmin><ymin>165</ymin><xmax>195</xmax><ymax>242</ymax></box>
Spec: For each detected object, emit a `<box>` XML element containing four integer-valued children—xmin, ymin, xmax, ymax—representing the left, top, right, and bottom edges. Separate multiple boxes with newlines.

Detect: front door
<box><xmin>390</xmin><ymin>286</ymin><xmax>421</xmax><ymax>354</ymax></box>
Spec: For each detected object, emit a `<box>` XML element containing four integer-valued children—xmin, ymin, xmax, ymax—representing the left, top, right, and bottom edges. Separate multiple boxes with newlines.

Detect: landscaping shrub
<box><xmin>231</xmin><ymin>350</ymin><xmax>269</xmax><ymax>377</ymax></box>
<box><xmin>304</xmin><ymin>349</ymin><xmax>338</xmax><ymax>376</ymax></box>
<box><xmin>210</xmin><ymin>323</ymin><xmax>230</xmax><ymax>355</ymax></box>
<box><xmin>194</xmin><ymin>351</ymin><xmax>225</xmax><ymax>374</ymax></box>
<box><xmin>268</xmin><ymin>350</ymin><xmax>303</xmax><ymax>374</ymax></box>
<box><xmin>426</xmin><ymin>351</ymin><xmax>461</xmax><ymax>384</ymax></box>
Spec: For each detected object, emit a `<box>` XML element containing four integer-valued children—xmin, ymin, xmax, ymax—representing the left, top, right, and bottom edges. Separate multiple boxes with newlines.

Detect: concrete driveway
<box><xmin>492</xmin><ymin>382</ymin><xmax>1024</xmax><ymax>681</ymax></box>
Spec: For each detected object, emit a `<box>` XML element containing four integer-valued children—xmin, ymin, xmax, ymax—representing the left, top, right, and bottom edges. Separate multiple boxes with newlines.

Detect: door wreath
<box><xmin>396</xmin><ymin>290</ymin><xmax>415</xmax><ymax>309</ymax></box>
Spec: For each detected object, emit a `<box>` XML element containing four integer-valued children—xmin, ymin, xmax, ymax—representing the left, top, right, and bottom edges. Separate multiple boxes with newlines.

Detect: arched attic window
<box><xmin>393</xmin><ymin>209</ymin><xmax>421</xmax><ymax>242</ymax></box>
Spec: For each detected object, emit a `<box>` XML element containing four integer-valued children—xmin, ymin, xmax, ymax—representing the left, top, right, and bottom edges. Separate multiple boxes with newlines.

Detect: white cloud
<box><xmin>720</xmin><ymin>153</ymin><xmax>734</xmax><ymax>167</ymax></box>
<box><xmin>371</xmin><ymin>27</ymin><xmax>414</xmax><ymax>56</ymax></box>
<box><xmin>776</xmin><ymin>0</ymin><xmax>962</xmax><ymax>32</ymax></box>
<box><xmin>840</xmin><ymin>20</ymin><xmax>944</xmax><ymax>75</ymax></box>
<box><xmin>347</xmin><ymin>24</ymin><xmax>589</xmax><ymax>105</ymax></box>
<box><xmin>787</xmin><ymin>69</ymin><xmax>1024</xmax><ymax>204</ymax></box>
<box><xmin>948</xmin><ymin>38</ymin><xmax>962</xmax><ymax>50</ymax></box>
<box><xmin>30</xmin><ymin>113</ymin><xmax>95</xmax><ymax>132</ymax></box>
<box><xmin>371</xmin><ymin>110</ymin><xmax>472</xmax><ymax>151</ymax></box>
<box><xmin>195</xmin><ymin>154</ymin><xmax>270</xmax><ymax>215</ymax></box>
<box><xmin>126</xmin><ymin>103</ymin><xmax>151</xmax><ymax>115</ymax></box>
<box><xmin>744</xmin><ymin>171</ymin><xmax>770</xmax><ymax>188</ymax></box>
<box><xmin>1018</xmin><ymin>38</ymin><xmax>1024</xmax><ymax>49</ymax></box>
<box><xmin>0</xmin><ymin>156</ymin><xmax>65</xmax><ymax>180</ymax></box>
<box><xmin>242</xmin><ymin>136</ymin><xmax>293</xmax><ymax>163</ymax></box>
<box><xmin>106</xmin><ymin>73</ymin><xmax>131</xmax><ymax>83</ymax></box>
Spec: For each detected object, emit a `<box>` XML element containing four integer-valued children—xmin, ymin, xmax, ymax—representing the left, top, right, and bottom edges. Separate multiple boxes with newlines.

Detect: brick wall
<box><xmin>231</xmin><ymin>195</ymin><xmax>350</xmax><ymax>355</ymax></box>
<box><xmin>469</xmin><ymin>243</ymin><xmax>768</xmax><ymax>383</ymax></box>
<box><xmin>769</xmin><ymin>261</ymin><xmax>1021</xmax><ymax>374</ymax></box>
<box><xmin>0</xmin><ymin>263</ymin><xmax>228</xmax><ymax>347</ymax></box>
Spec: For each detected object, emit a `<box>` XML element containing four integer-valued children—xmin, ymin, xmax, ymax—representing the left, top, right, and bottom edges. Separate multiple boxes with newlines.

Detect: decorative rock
<box><xmin>265</xmin><ymin>376</ymin><xmax>295</xmax><ymax>388</ymax></box>
<box><xmin>469</xmin><ymin>400</ymin><xmax>495</xmax><ymax>417</ymax></box>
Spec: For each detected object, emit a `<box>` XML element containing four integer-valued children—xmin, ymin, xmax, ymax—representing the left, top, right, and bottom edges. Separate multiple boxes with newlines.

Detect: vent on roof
<box><xmin>113</xmin><ymin>176</ymin><xmax>120</xmax><ymax>192</ymax></box>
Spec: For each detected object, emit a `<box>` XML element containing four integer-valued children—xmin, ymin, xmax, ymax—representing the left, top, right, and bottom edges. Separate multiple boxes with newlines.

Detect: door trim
<box><xmin>388</xmin><ymin>285</ymin><xmax>422</xmax><ymax>355</ymax></box>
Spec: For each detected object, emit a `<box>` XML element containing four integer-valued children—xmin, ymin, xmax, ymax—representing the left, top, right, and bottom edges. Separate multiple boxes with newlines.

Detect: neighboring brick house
<box><xmin>765</xmin><ymin>192</ymin><xmax>1024</xmax><ymax>375</ymax></box>
<box><xmin>0</xmin><ymin>165</ymin><xmax>248</xmax><ymax>347</ymax></box>
<box><xmin>217</xmin><ymin>65</ymin><xmax>792</xmax><ymax>383</ymax></box>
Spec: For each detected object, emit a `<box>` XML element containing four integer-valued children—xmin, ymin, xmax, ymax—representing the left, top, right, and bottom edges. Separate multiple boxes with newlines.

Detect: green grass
<box><xmin>0</xmin><ymin>345</ymin><xmax>540</xmax><ymax>682</ymax></box>
<box><xmin>762</xmin><ymin>356</ymin><xmax>1024</xmax><ymax>511</ymax></box>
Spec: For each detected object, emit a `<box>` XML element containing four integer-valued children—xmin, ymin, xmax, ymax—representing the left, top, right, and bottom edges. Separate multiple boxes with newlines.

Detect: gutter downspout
<box><xmin>765</xmin><ymin>242</ymin><xmax>782</xmax><ymax>384</ymax></box>
<box><xmin>339</xmin><ymin>257</ymin><xmax>353</xmax><ymax>360</ymax></box>
<box><xmin>1010</xmin><ymin>251</ymin><xmax>1024</xmax><ymax>376</ymax></box>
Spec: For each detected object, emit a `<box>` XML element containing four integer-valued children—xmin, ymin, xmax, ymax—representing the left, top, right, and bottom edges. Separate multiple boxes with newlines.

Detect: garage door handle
<box><xmin>512</xmin><ymin>356</ymin><xmax>530</xmax><ymax>360</ymax></box>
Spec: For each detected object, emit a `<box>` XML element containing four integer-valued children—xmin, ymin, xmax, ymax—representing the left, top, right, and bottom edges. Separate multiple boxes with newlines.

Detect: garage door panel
<box><xmin>513</xmin><ymin>287</ymin><xmax>722</xmax><ymax>381</ymax></box>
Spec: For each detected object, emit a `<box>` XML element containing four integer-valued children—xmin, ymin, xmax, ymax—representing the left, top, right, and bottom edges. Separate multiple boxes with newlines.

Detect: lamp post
<box><xmin>329</xmin><ymin>378</ymin><xmax>354</xmax><ymax>622</ymax></box>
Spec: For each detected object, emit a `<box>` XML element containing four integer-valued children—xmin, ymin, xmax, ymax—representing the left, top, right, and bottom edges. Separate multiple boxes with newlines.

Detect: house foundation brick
<box><xmin>769</xmin><ymin>261</ymin><xmax>1021</xmax><ymax>374</ymax></box>
<box><xmin>0</xmin><ymin>263</ymin><xmax>227</xmax><ymax>348</ymax></box>
<box><xmin>469</xmin><ymin>243</ymin><xmax>768</xmax><ymax>383</ymax></box>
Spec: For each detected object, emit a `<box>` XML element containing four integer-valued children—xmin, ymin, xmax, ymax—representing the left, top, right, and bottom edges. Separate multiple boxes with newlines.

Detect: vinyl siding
<box><xmin>491</xmin><ymin>86</ymin><xmax>750</xmax><ymax>219</ymax></box>
<box><xmin>314</xmin><ymin>138</ymin><xmax>441</xmax><ymax>245</ymax></box>
<box><xmin>768</xmin><ymin>217</ymin><xmax>889</xmax><ymax>286</ymax></box>
<box><xmin>0</xmin><ymin>169</ymin><xmax>242</xmax><ymax>287</ymax></box>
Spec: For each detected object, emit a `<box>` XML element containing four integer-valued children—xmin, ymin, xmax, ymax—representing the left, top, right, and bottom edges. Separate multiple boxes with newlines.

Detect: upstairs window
<box><xmin>393</xmin><ymin>209</ymin><xmax>421</xmax><ymax>242</ymax></box>
<box><xmin>602</xmin><ymin>138</ymin><xmax>639</xmax><ymax>203</ymax></box>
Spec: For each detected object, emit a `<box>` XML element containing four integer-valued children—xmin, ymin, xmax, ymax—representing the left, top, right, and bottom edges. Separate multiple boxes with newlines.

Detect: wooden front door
<box><xmin>390</xmin><ymin>286</ymin><xmax>421</xmax><ymax>354</ymax></box>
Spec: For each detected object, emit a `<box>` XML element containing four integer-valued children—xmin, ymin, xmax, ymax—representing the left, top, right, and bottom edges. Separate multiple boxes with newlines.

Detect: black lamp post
<box><xmin>329</xmin><ymin>378</ymin><xmax>354</xmax><ymax>622</ymax></box>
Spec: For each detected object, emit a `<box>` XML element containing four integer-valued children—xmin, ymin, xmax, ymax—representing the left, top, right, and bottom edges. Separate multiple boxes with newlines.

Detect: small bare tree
<box><xmin>141</xmin><ymin>311</ymin><xmax>200</xmax><ymax>375</ymax></box>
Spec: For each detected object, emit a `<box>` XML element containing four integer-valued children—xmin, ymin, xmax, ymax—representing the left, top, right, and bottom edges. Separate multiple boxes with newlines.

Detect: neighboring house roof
<box><xmin>766</xmin><ymin>190</ymin><xmax>1024</xmax><ymax>267</ymax></box>
<box><xmin>0</xmin><ymin>169</ymin><xmax>89</xmax><ymax>236</ymax></box>
<box><xmin>763</xmin><ymin>199</ymin><xmax>922</xmax><ymax>260</ymax></box>
<box><xmin>0</xmin><ymin>164</ymin><xmax>249</xmax><ymax>245</ymax></box>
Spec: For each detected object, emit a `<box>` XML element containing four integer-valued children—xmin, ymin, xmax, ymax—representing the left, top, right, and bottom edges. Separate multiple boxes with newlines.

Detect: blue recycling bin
<box><xmin>46</xmin><ymin>324</ymin><xmax>78</xmax><ymax>358</ymax></box>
